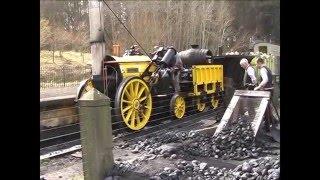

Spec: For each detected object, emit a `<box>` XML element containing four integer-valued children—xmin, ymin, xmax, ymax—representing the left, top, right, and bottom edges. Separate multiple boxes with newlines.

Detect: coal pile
<box><xmin>119</xmin><ymin>131</ymin><xmax>182</xmax><ymax>150</ymax></box>
<box><xmin>150</xmin><ymin>160</ymin><xmax>234</xmax><ymax>180</ymax></box>
<box><xmin>118</xmin><ymin>116</ymin><xmax>277</xmax><ymax>161</ymax></box>
<box><xmin>181</xmin><ymin>117</ymin><xmax>277</xmax><ymax>160</ymax></box>
<box><xmin>119</xmin><ymin>131</ymin><xmax>186</xmax><ymax>157</ymax></box>
<box><xmin>231</xmin><ymin>155</ymin><xmax>280</xmax><ymax>180</ymax></box>
<box><xmin>108</xmin><ymin>162</ymin><xmax>137</xmax><ymax>176</ymax></box>
<box><xmin>151</xmin><ymin>155</ymin><xmax>280</xmax><ymax>180</ymax></box>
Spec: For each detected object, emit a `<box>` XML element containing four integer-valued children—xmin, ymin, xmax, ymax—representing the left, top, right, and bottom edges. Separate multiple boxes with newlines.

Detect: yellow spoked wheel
<box><xmin>210</xmin><ymin>95</ymin><xmax>219</xmax><ymax>109</ymax></box>
<box><xmin>115</xmin><ymin>77</ymin><xmax>152</xmax><ymax>131</ymax></box>
<box><xmin>197</xmin><ymin>99</ymin><xmax>206</xmax><ymax>112</ymax></box>
<box><xmin>170</xmin><ymin>94</ymin><xmax>186</xmax><ymax>119</ymax></box>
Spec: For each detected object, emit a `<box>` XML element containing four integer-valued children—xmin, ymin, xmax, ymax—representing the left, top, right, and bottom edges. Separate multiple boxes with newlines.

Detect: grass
<box><xmin>69</xmin><ymin>174</ymin><xmax>84</xmax><ymax>180</ymax></box>
<box><xmin>40</xmin><ymin>50</ymin><xmax>92</xmax><ymax>69</ymax></box>
<box><xmin>40</xmin><ymin>50</ymin><xmax>92</xmax><ymax>89</ymax></box>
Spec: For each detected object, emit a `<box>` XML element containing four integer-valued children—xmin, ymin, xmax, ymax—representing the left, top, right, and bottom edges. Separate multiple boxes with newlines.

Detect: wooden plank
<box><xmin>193</xmin><ymin>124</ymin><xmax>219</xmax><ymax>134</ymax></box>
<box><xmin>251</xmin><ymin>98</ymin><xmax>269</xmax><ymax>136</ymax></box>
<box><xmin>234</xmin><ymin>90</ymin><xmax>270</xmax><ymax>98</ymax></box>
<box><xmin>40</xmin><ymin>145</ymin><xmax>82</xmax><ymax>160</ymax></box>
<box><xmin>40</xmin><ymin>95</ymin><xmax>76</xmax><ymax>111</ymax></box>
<box><xmin>40</xmin><ymin>95</ymin><xmax>76</xmax><ymax>102</ymax></box>
<box><xmin>214</xmin><ymin>95</ymin><xmax>240</xmax><ymax>136</ymax></box>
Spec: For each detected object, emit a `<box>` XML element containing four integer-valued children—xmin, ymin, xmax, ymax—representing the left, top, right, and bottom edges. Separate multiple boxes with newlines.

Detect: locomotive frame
<box><xmin>76</xmin><ymin>47</ymin><xmax>252</xmax><ymax>131</ymax></box>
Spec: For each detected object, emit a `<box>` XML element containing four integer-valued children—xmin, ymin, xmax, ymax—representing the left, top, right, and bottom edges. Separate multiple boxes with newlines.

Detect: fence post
<box><xmin>62</xmin><ymin>67</ymin><xmax>66</xmax><ymax>87</ymax></box>
<box><xmin>78</xmin><ymin>88</ymin><xmax>114</xmax><ymax>180</ymax></box>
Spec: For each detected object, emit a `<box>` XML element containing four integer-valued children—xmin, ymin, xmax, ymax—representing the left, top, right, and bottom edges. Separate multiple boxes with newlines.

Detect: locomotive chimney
<box><xmin>218</xmin><ymin>46</ymin><xmax>223</xmax><ymax>56</ymax></box>
<box><xmin>190</xmin><ymin>44</ymin><xmax>199</xmax><ymax>49</ymax></box>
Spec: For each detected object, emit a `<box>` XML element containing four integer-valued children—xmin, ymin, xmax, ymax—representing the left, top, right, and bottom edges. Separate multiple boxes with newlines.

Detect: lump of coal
<box><xmin>170</xmin><ymin>154</ymin><xmax>177</xmax><ymax>159</ymax></box>
<box><xmin>242</xmin><ymin>162</ymin><xmax>252</xmax><ymax>172</ymax></box>
<box><xmin>199</xmin><ymin>163</ymin><xmax>208</xmax><ymax>170</ymax></box>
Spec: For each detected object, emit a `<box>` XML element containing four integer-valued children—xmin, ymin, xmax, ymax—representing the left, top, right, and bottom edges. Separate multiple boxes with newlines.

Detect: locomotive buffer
<box><xmin>214</xmin><ymin>90</ymin><xmax>280</xmax><ymax>142</ymax></box>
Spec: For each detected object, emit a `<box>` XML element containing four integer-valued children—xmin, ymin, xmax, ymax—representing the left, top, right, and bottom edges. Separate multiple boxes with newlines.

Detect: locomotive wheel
<box><xmin>210</xmin><ymin>95</ymin><xmax>219</xmax><ymax>109</ymax></box>
<box><xmin>196</xmin><ymin>99</ymin><xmax>206</xmax><ymax>112</ymax></box>
<box><xmin>78</xmin><ymin>79</ymin><xmax>94</xmax><ymax>98</ymax></box>
<box><xmin>115</xmin><ymin>77</ymin><xmax>152</xmax><ymax>131</ymax></box>
<box><xmin>170</xmin><ymin>94</ymin><xmax>186</xmax><ymax>119</ymax></box>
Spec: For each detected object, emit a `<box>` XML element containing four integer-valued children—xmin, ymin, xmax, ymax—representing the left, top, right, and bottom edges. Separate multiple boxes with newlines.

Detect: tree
<box><xmin>40</xmin><ymin>18</ymin><xmax>52</xmax><ymax>49</ymax></box>
<box><xmin>40</xmin><ymin>0</ymin><xmax>280</xmax><ymax>56</ymax></box>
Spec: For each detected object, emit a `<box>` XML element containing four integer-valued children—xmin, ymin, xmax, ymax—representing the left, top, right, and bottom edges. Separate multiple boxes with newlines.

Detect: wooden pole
<box><xmin>89</xmin><ymin>0</ymin><xmax>105</xmax><ymax>91</ymax></box>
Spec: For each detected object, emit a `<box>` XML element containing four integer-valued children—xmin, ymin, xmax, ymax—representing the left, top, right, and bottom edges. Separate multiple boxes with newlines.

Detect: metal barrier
<box><xmin>40</xmin><ymin>66</ymin><xmax>91</xmax><ymax>89</ymax></box>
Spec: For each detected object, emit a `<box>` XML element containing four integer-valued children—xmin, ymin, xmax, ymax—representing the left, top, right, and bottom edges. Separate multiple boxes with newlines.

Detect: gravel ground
<box><xmin>40</xmin><ymin>116</ymin><xmax>280</xmax><ymax>180</ymax></box>
<box><xmin>40</xmin><ymin>155</ymin><xmax>83</xmax><ymax>179</ymax></box>
<box><xmin>110</xmin><ymin>116</ymin><xmax>279</xmax><ymax>179</ymax></box>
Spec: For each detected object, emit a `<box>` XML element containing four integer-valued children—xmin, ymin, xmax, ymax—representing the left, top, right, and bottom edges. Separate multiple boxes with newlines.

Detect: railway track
<box><xmin>40</xmin><ymin>96</ymin><xmax>226</xmax><ymax>157</ymax></box>
<box><xmin>40</xmin><ymin>123</ymin><xmax>80</xmax><ymax>149</ymax></box>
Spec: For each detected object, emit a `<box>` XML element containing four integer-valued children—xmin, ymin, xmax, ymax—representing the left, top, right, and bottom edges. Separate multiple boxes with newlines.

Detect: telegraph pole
<box><xmin>89</xmin><ymin>0</ymin><xmax>105</xmax><ymax>91</ymax></box>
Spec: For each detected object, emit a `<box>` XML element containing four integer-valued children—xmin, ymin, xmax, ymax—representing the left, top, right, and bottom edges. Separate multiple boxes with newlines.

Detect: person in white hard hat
<box><xmin>240</xmin><ymin>58</ymin><xmax>257</xmax><ymax>90</ymax></box>
<box><xmin>239</xmin><ymin>58</ymin><xmax>257</xmax><ymax>118</ymax></box>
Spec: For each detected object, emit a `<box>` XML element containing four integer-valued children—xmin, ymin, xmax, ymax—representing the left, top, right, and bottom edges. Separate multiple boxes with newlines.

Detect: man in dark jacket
<box><xmin>255</xmin><ymin>58</ymin><xmax>275</xmax><ymax>132</ymax></box>
<box><xmin>169</xmin><ymin>53</ymin><xmax>184</xmax><ymax>92</ymax></box>
<box><xmin>254</xmin><ymin>58</ymin><xmax>273</xmax><ymax>91</ymax></box>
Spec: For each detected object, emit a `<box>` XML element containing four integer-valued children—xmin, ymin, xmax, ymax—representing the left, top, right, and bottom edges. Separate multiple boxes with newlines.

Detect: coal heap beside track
<box><xmin>106</xmin><ymin>155</ymin><xmax>280</xmax><ymax>180</ymax></box>
<box><xmin>121</xmin><ymin>116</ymin><xmax>278</xmax><ymax>162</ymax></box>
<box><xmin>182</xmin><ymin>116</ymin><xmax>277</xmax><ymax>160</ymax></box>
